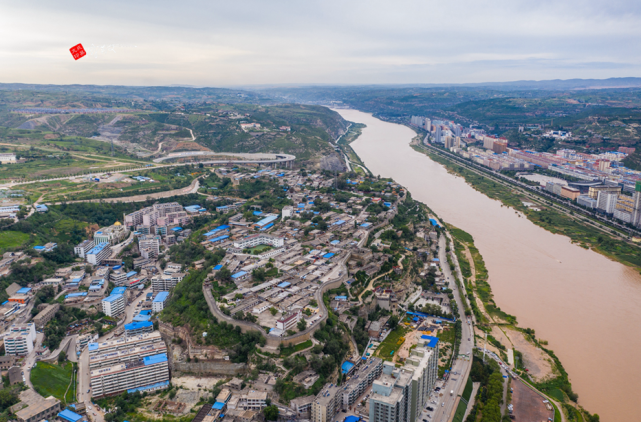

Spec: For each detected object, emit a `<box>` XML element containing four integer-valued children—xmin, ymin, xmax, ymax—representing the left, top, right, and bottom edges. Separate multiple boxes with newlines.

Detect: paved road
<box><xmin>23</xmin><ymin>333</ymin><xmax>44</xmax><ymax>389</ymax></box>
<box><xmin>429</xmin><ymin>232</ymin><xmax>474</xmax><ymax>422</ymax></box>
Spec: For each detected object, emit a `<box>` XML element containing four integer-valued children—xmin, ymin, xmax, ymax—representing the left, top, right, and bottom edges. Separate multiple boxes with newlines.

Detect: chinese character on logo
<box><xmin>70</xmin><ymin>43</ymin><xmax>86</xmax><ymax>60</ymax></box>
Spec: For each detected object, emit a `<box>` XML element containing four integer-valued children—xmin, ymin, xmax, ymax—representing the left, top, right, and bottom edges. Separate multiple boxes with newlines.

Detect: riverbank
<box><xmin>413</xmin><ymin>142</ymin><xmax>641</xmax><ymax>271</ymax></box>
<box><xmin>337</xmin><ymin>108</ymin><xmax>641</xmax><ymax>421</ymax></box>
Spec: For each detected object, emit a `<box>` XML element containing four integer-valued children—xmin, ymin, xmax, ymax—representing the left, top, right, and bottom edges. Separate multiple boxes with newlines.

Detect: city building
<box><xmin>102</xmin><ymin>294</ymin><xmax>126</xmax><ymax>317</ymax></box>
<box><xmin>32</xmin><ymin>303</ymin><xmax>60</xmax><ymax>329</ymax></box>
<box><xmin>597</xmin><ymin>191</ymin><xmax>618</xmax><ymax>214</ymax></box>
<box><xmin>124</xmin><ymin>321</ymin><xmax>154</xmax><ymax>336</ymax></box>
<box><xmin>311</xmin><ymin>384</ymin><xmax>342</xmax><ymax>422</ymax></box>
<box><xmin>276</xmin><ymin>310</ymin><xmax>301</xmax><ymax>332</ymax></box>
<box><xmin>138</xmin><ymin>235</ymin><xmax>161</xmax><ymax>259</ymax></box>
<box><xmin>369</xmin><ymin>362</ymin><xmax>413</xmax><ymax>422</ymax></box>
<box><xmin>74</xmin><ymin>240</ymin><xmax>95</xmax><ymax>258</ymax></box>
<box><xmin>341</xmin><ymin>358</ymin><xmax>383</xmax><ymax>411</ymax></box>
<box><xmin>152</xmin><ymin>291</ymin><xmax>169</xmax><ymax>313</ymax></box>
<box><xmin>151</xmin><ymin>273</ymin><xmax>184</xmax><ymax>293</ymax></box>
<box><xmin>239</xmin><ymin>391</ymin><xmax>267</xmax><ymax>410</ymax></box>
<box><xmin>89</xmin><ymin>331</ymin><xmax>169</xmax><ymax>397</ymax></box>
<box><xmin>588</xmin><ymin>185</ymin><xmax>621</xmax><ymax>200</ymax></box>
<box><xmin>93</xmin><ymin>223</ymin><xmax>129</xmax><ymax>246</ymax></box>
<box><xmin>560</xmin><ymin>186</ymin><xmax>581</xmax><ymax>200</ymax></box>
<box><xmin>403</xmin><ymin>337</ymin><xmax>438</xmax><ymax>422</ymax></box>
<box><xmin>233</xmin><ymin>234</ymin><xmax>284</xmax><ymax>249</ymax></box>
<box><xmin>15</xmin><ymin>397</ymin><xmax>60</xmax><ymax>422</ymax></box>
<box><xmin>86</xmin><ymin>243</ymin><xmax>112</xmax><ymax>266</ymax></box>
<box><xmin>577</xmin><ymin>195</ymin><xmax>598</xmax><ymax>209</ymax></box>
<box><xmin>5</xmin><ymin>323</ymin><xmax>36</xmax><ymax>356</ymax></box>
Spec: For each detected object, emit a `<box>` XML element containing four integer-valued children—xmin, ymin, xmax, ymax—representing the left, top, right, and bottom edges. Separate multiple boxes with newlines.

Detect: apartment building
<box><xmin>403</xmin><ymin>336</ymin><xmax>439</xmax><ymax>422</ymax></box>
<box><xmin>124</xmin><ymin>321</ymin><xmax>154</xmax><ymax>337</ymax></box>
<box><xmin>138</xmin><ymin>235</ymin><xmax>161</xmax><ymax>259</ymax></box>
<box><xmin>32</xmin><ymin>303</ymin><xmax>60</xmax><ymax>329</ymax></box>
<box><xmin>311</xmin><ymin>384</ymin><xmax>343</xmax><ymax>422</ymax></box>
<box><xmin>88</xmin><ymin>332</ymin><xmax>166</xmax><ymax>370</ymax></box>
<box><xmin>124</xmin><ymin>202</ymin><xmax>185</xmax><ymax>228</ymax></box>
<box><xmin>233</xmin><ymin>234</ymin><xmax>285</xmax><ymax>249</ymax></box>
<box><xmin>369</xmin><ymin>363</ymin><xmax>413</xmax><ymax>422</ymax></box>
<box><xmin>152</xmin><ymin>292</ymin><xmax>169</xmax><ymax>313</ymax></box>
<box><xmin>5</xmin><ymin>323</ymin><xmax>37</xmax><ymax>356</ymax></box>
<box><xmin>90</xmin><ymin>352</ymin><xmax>169</xmax><ymax>397</ymax></box>
<box><xmin>239</xmin><ymin>391</ymin><xmax>267</xmax><ymax>410</ymax></box>
<box><xmin>74</xmin><ymin>239</ymin><xmax>95</xmax><ymax>258</ymax></box>
<box><xmin>102</xmin><ymin>294</ymin><xmax>126</xmax><ymax>317</ymax></box>
<box><xmin>86</xmin><ymin>243</ymin><xmax>112</xmax><ymax>266</ymax></box>
<box><xmin>151</xmin><ymin>273</ymin><xmax>184</xmax><ymax>293</ymax></box>
<box><xmin>341</xmin><ymin>358</ymin><xmax>383</xmax><ymax>411</ymax></box>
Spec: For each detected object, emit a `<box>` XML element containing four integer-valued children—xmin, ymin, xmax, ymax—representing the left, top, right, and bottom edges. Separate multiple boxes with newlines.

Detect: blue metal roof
<box><xmin>125</xmin><ymin>321</ymin><xmax>153</xmax><ymax>331</ymax></box>
<box><xmin>213</xmin><ymin>402</ymin><xmax>225</xmax><ymax>410</ymax></box>
<box><xmin>103</xmin><ymin>294</ymin><xmax>123</xmax><ymax>303</ymax></box>
<box><xmin>143</xmin><ymin>353</ymin><xmax>168</xmax><ymax>366</ymax></box>
<box><xmin>255</xmin><ymin>215</ymin><xmax>278</xmax><ymax>227</ymax></box>
<box><xmin>260</xmin><ymin>222</ymin><xmax>274</xmax><ymax>231</ymax></box>
<box><xmin>88</xmin><ymin>343</ymin><xmax>99</xmax><ymax>351</ymax></box>
<box><xmin>111</xmin><ymin>287</ymin><xmax>127</xmax><ymax>296</ymax></box>
<box><xmin>421</xmin><ymin>335</ymin><xmax>439</xmax><ymax>348</ymax></box>
<box><xmin>278</xmin><ymin>282</ymin><xmax>291</xmax><ymax>288</ymax></box>
<box><xmin>87</xmin><ymin>242</ymin><xmax>110</xmax><ymax>255</ymax></box>
<box><xmin>58</xmin><ymin>409</ymin><xmax>83</xmax><ymax>422</ymax></box>
<box><xmin>209</xmin><ymin>235</ymin><xmax>229</xmax><ymax>243</ymax></box>
<box><xmin>231</xmin><ymin>271</ymin><xmax>247</xmax><ymax>279</ymax></box>
<box><xmin>204</xmin><ymin>225</ymin><xmax>230</xmax><ymax>237</ymax></box>
<box><xmin>213</xmin><ymin>264</ymin><xmax>223</xmax><ymax>270</ymax></box>
<box><xmin>330</xmin><ymin>240</ymin><xmax>340</xmax><ymax>245</ymax></box>
<box><xmin>341</xmin><ymin>361</ymin><xmax>355</xmax><ymax>374</ymax></box>
<box><xmin>153</xmin><ymin>291</ymin><xmax>169</xmax><ymax>303</ymax></box>
<box><xmin>65</xmin><ymin>292</ymin><xmax>87</xmax><ymax>299</ymax></box>
<box><xmin>322</xmin><ymin>253</ymin><xmax>335</xmax><ymax>259</ymax></box>
<box><xmin>126</xmin><ymin>271</ymin><xmax>137</xmax><ymax>278</ymax></box>
<box><xmin>127</xmin><ymin>380</ymin><xmax>169</xmax><ymax>394</ymax></box>
<box><xmin>16</xmin><ymin>287</ymin><xmax>31</xmax><ymax>294</ymax></box>
<box><xmin>133</xmin><ymin>313</ymin><xmax>151</xmax><ymax>322</ymax></box>
<box><xmin>171</xmin><ymin>227</ymin><xmax>183</xmax><ymax>232</ymax></box>
<box><xmin>429</xmin><ymin>218</ymin><xmax>440</xmax><ymax>227</ymax></box>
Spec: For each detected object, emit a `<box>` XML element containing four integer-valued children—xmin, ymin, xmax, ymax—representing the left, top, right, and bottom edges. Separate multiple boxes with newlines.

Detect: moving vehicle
<box><xmin>427</xmin><ymin>407</ymin><xmax>434</xmax><ymax>411</ymax></box>
<box><xmin>450</xmin><ymin>390</ymin><xmax>454</xmax><ymax>396</ymax></box>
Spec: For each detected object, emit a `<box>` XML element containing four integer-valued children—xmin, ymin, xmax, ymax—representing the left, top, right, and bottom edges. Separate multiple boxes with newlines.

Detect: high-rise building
<box><xmin>424</xmin><ymin>119</ymin><xmax>431</xmax><ymax>132</ymax></box>
<box><xmin>4</xmin><ymin>323</ymin><xmax>36</xmax><ymax>356</ymax></box>
<box><xmin>597</xmin><ymin>191</ymin><xmax>618</xmax><ymax>214</ymax></box>
<box><xmin>443</xmin><ymin>137</ymin><xmax>454</xmax><ymax>149</ymax></box>
<box><xmin>434</xmin><ymin>126</ymin><xmax>442</xmax><ymax>144</ymax></box>
<box><xmin>403</xmin><ymin>336</ymin><xmax>439</xmax><ymax>422</ymax></box>
<box><xmin>369</xmin><ymin>362</ymin><xmax>413</xmax><ymax>422</ymax></box>
<box><xmin>632</xmin><ymin>182</ymin><xmax>641</xmax><ymax>227</ymax></box>
<box><xmin>340</xmin><ymin>358</ymin><xmax>383</xmax><ymax>411</ymax></box>
<box><xmin>588</xmin><ymin>184</ymin><xmax>621</xmax><ymax>200</ymax></box>
<box><xmin>86</xmin><ymin>242</ymin><xmax>112</xmax><ymax>266</ymax></box>
<box><xmin>454</xmin><ymin>125</ymin><xmax>462</xmax><ymax>137</ymax></box>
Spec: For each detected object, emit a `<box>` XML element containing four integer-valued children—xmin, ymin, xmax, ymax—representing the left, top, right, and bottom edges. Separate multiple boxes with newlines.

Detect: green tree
<box><xmin>297</xmin><ymin>319</ymin><xmax>307</xmax><ymax>332</ymax></box>
<box><xmin>263</xmin><ymin>405</ymin><xmax>279</xmax><ymax>421</ymax></box>
<box><xmin>387</xmin><ymin>315</ymin><xmax>399</xmax><ymax>330</ymax></box>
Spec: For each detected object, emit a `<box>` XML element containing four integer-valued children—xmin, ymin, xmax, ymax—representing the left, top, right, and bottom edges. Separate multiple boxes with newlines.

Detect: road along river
<box><xmin>335</xmin><ymin>109</ymin><xmax>641</xmax><ymax>421</ymax></box>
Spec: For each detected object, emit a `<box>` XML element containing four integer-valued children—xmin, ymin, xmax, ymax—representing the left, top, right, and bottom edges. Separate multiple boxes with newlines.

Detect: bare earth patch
<box><xmin>506</xmin><ymin>328</ymin><xmax>554</xmax><ymax>382</ymax></box>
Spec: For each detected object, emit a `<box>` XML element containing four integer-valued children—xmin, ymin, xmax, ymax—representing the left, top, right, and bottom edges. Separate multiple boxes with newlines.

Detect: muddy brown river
<box><xmin>336</xmin><ymin>109</ymin><xmax>641</xmax><ymax>421</ymax></box>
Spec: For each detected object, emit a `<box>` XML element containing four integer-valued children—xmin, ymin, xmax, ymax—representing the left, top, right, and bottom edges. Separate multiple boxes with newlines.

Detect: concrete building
<box><xmin>152</xmin><ymin>291</ymin><xmax>169</xmax><ymax>313</ymax></box>
<box><xmin>0</xmin><ymin>153</ymin><xmax>17</xmax><ymax>164</ymax></box>
<box><xmin>233</xmin><ymin>234</ymin><xmax>284</xmax><ymax>249</ymax></box>
<box><xmin>560</xmin><ymin>186</ymin><xmax>580</xmax><ymax>200</ymax></box>
<box><xmin>124</xmin><ymin>321</ymin><xmax>154</xmax><ymax>336</ymax></box>
<box><xmin>0</xmin><ymin>356</ymin><xmax>17</xmax><ymax>370</ymax></box>
<box><xmin>32</xmin><ymin>303</ymin><xmax>60</xmax><ymax>329</ymax></box>
<box><xmin>369</xmin><ymin>362</ymin><xmax>413</xmax><ymax>422</ymax></box>
<box><xmin>588</xmin><ymin>184</ymin><xmax>621</xmax><ymax>200</ymax></box>
<box><xmin>90</xmin><ymin>352</ymin><xmax>169</xmax><ymax>397</ymax></box>
<box><xmin>93</xmin><ymin>222</ymin><xmax>129</xmax><ymax>246</ymax></box>
<box><xmin>276</xmin><ymin>310</ymin><xmax>301</xmax><ymax>332</ymax></box>
<box><xmin>89</xmin><ymin>331</ymin><xmax>169</xmax><ymax>397</ymax></box>
<box><xmin>86</xmin><ymin>242</ymin><xmax>112</xmax><ymax>266</ymax></box>
<box><xmin>239</xmin><ymin>391</ymin><xmax>267</xmax><ymax>410</ymax></box>
<box><xmin>139</xmin><ymin>235</ymin><xmax>161</xmax><ymax>259</ymax></box>
<box><xmin>597</xmin><ymin>191</ymin><xmax>618</xmax><ymax>214</ymax></box>
<box><xmin>5</xmin><ymin>323</ymin><xmax>36</xmax><ymax>356</ymax></box>
<box><xmin>311</xmin><ymin>384</ymin><xmax>342</xmax><ymax>422</ymax></box>
<box><xmin>403</xmin><ymin>341</ymin><xmax>438</xmax><ymax>422</ymax></box>
<box><xmin>341</xmin><ymin>358</ymin><xmax>383</xmax><ymax>411</ymax></box>
<box><xmin>15</xmin><ymin>397</ymin><xmax>60</xmax><ymax>422</ymax></box>
<box><xmin>74</xmin><ymin>240</ymin><xmax>95</xmax><ymax>258</ymax></box>
<box><xmin>151</xmin><ymin>273</ymin><xmax>184</xmax><ymax>293</ymax></box>
<box><xmin>102</xmin><ymin>294</ymin><xmax>126</xmax><ymax>317</ymax></box>
<box><xmin>577</xmin><ymin>195</ymin><xmax>598</xmax><ymax>209</ymax></box>
<box><xmin>282</xmin><ymin>205</ymin><xmax>294</xmax><ymax>220</ymax></box>
<box><xmin>291</xmin><ymin>396</ymin><xmax>314</xmax><ymax>419</ymax></box>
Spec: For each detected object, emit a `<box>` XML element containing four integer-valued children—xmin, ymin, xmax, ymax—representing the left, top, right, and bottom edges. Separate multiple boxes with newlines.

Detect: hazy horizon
<box><xmin>2</xmin><ymin>0</ymin><xmax>641</xmax><ymax>86</ymax></box>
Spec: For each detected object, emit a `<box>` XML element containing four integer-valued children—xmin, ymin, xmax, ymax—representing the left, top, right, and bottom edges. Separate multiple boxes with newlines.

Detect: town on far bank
<box><xmin>0</xmin><ymin>162</ymin><xmax>551</xmax><ymax>422</ymax></box>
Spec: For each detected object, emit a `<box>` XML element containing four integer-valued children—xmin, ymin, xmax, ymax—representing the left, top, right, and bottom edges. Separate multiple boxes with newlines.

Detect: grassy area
<box><xmin>246</xmin><ymin>244</ymin><xmax>273</xmax><ymax>254</ymax></box>
<box><xmin>0</xmin><ymin>231</ymin><xmax>29</xmax><ymax>252</ymax></box>
<box><xmin>280</xmin><ymin>340</ymin><xmax>313</xmax><ymax>357</ymax></box>
<box><xmin>375</xmin><ymin>325</ymin><xmax>409</xmax><ymax>361</ymax></box>
<box><xmin>452</xmin><ymin>400</ymin><xmax>468</xmax><ymax>422</ymax></box>
<box><xmin>30</xmin><ymin>361</ymin><xmax>75</xmax><ymax>404</ymax></box>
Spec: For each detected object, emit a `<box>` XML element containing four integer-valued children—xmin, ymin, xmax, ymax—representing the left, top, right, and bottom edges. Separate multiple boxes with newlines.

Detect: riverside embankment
<box><xmin>335</xmin><ymin>108</ymin><xmax>641</xmax><ymax>421</ymax></box>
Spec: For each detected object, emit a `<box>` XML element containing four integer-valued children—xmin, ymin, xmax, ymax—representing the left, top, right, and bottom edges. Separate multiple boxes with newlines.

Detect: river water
<box><xmin>336</xmin><ymin>109</ymin><xmax>641</xmax><ymax>421</ymax></box>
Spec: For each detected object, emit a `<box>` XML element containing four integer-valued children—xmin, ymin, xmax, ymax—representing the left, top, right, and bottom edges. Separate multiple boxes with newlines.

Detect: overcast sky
<box><xmin>1</xmin><ymin>0</ymin><xmax>640</xmax><ymax>87</ymax></box>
